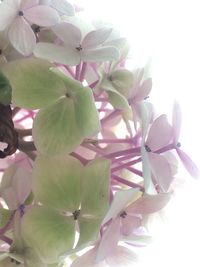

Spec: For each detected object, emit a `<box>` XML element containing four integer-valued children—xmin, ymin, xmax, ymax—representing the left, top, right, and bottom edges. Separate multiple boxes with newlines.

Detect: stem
<box><xmin>101</xmin><ymin>109</ymin><xmax>121</xmax><ymax>125</ymax></box>
<box><xmin>0</xmin><ymin>235</ymin><xmax>12</xmax><ymax>245</ymax></box>
<box><xmin>70</xmin><ymin>152</ymin><xmax>88</xmax><ymax>165</ymax></box>
<box><xmin>103</xmin><ymin>147</ymin><xmax>141</xmax><ymax>159</ymax></box>
<box><xmin>75</xmin><ymin>63</ymin><xmax>82</xmax><ymax>80</ymax></box>
<box><xmin>111</xmin><ymin>159</ymin><xmax>142</xmax><ymax>174</ymax></box>
<box><xmin>18</xmin><ymin>140</ymin><xmax>36</xmax><ymax>151</ymax></box>
<box><xmin>89</xmin><ymin>80</ymin><xmax>99</xmax><ymax>89</ymax></box>
<box><xmin>79</xmin><ymin>62</ymin><xmax>87</xmax><ymax>82</ymax></box>
<box><xmin>112</xmin><ymin>174</ymin><xmax>144</xmax><ymax>191</ymax></box>
<box><xmin>95</xmin><ymin>138</ymin><xmax>137</xmax><ymax>144</ymax></box>
<box><xmin>16</xmin><ymin>128</ymin><xmax>32</xmax><ymax>137</ymax></box>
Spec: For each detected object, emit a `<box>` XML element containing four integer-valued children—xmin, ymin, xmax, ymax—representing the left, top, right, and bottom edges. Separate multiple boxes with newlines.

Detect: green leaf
<box><xmin>32</xmin><ymin>98</ymin><xmax>83</xmax><ymax>155</ymax></box>
<box><xmin>77</xmin><ymin>217</ymin><xmax>102</xmax><ymax>248</ymax></box>
<box><xmin>22</xmin><ymin>206</ymin><xmax>75</xmax><ymax>264</ymax></box>
<box><xmin>0</xmin><ymin>71</ymin><xmax>12</xmax><ymax>105</ymax></box>
<box><xmin>1</xmin><ymin>58</ymin><xmax>66</xmax><ymax>109</ymax></box>
<box><xmin>32</xmin><ymin>154</ymin><xmax>82</xmax><ymax>211</ymax></box>
<box><xmin>74</xmin><ymin>88</ymin><xmax>100</xmax><ymax>137</ymax></box>
<box><xmin>0</xmin><ymin>209</ymin><xmax>12</xmax><ymax>228</ymax></box>
<box><xmin>81</xmin><ymin>158</ymin><xmax>110</xmax><ymax>217</ymax></box>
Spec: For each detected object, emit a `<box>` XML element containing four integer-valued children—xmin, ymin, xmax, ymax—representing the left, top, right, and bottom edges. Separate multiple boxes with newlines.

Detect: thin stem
<box><xmin>89</xmin><ymin>80</ymin><xmax>99</xmax><ymax>89</ymax></box>
<box><xmin>0</xmin><ymin>235</ymin><xmax>12</xmax><ymax>245</ymax></box>
<box><xmin>75</xmin><ymin>63</ymin><xmax>82</xmax><ymax>80</ymax></box>
<box><xmin>111</xmin><ymin>159</ymin><xmax>142</xmax><ymax>174</ymax></box>
<box><xmin>112</xmin><ymin>174</ymin><xmax>144</xmax><ymax>191</ymax></box>
<box><xmin>70</xmin><ymin>152</ymin><xmax>88</xmax><ymax>165</ymax></box>
<box><xmin>18</xmin><ymin>140</ymin><xmax>36</xmax><ymax>151</ymax></box>
<box><xmin>103</xmin><ymin>147</ymin><xmax>141</xmax><ymax>159</ymax></box>
<box><xmin>101</xmin><ymin>110</ymin><xmax>121</xmax><ymax>125</ymax></box>
<box><xmin>16</xmin><ymin>128</ymin><xmax>32</xmax><ymax>137</ymax></box>
<box><xmin>95</xmin><ymin>138</ymin><xmax>137</xmax><ymax>144</ymax></box>
<box><xmin>79</xmin><ymin>62</ymin><xmax>87</xmax><ymax>82</ymax></box>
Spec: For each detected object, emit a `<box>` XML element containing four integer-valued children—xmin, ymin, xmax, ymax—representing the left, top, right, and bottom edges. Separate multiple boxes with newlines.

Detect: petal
<box><xmin>0</xmin><ymin>0</ymin><xmax>19</xmax><ymax>30</ymax></box>
<box><xmin>140</xmin><ymin>101</ymin><xmax>153</xmax><ymax>142</ymax></box>
<box><xmin>22</xmin><ymin>206</ymin><xmax>75</xmax><ymax>264</ymax></box>
<box><xmin>51</xmin><ymin>0</ymin><xmax>75</xmax><ymax>16</ymax></box>
<box><xmin>96</xmin><ymin>218</ymin><xmax>121</xmax><ymax>262</ymax></box>
<box><xmin>8</xmin><ymin>17</ymin><xmax>36</xmax><ymax>56</ymax></box>
<box><xmin>34</xmin><ymin>42</ymin><xmax>80</xmax><ymax>66</ymax></box>
<box><xmin>82</xmin><ymin>28</ymin><xmax>112</xmax><ymax>49</ymax></box>
<box><xmin>146</xmin><ymin>114</ymin><xmax>173</xmax><ymax>151</ymax></box>
<box><xmin>52</xmin><ymin>22</ymin><xmax>81</xmax><ymax>47</ymax></box>
<box><xmin>21</xmin><ymin>0</ymin><xmax>39</xmax><ymax>10</ymax></box>
<box><xmin>102</xmin><ymin>188</ymin><xmax>141</xmax><ymax>225</ymax></box>
<box><xmin>81</xmin><ymin>46</ymin><xmax>119</xmax><ymax>62</ymax></box>
<box><xmin>176</xmin><ymin>148</ymin><xmax>200</xmax><ymax>178</ymax></box>
<box><xmin>24</xmin><ymin>5</ymin><xmax>60</xmax><ymax>27</ymax></box>
<box><xmin>148</xmin><ymin>153</ymin><xmax>174</xmax><ymax>191</ymax></box>
<box><xmin>172</xmin><ymin>101</ymin><xmax>182</xmax><ymax>144</ymax></box>
<box><xmin>2</xmin><ymin>187</ymin><xmax>18</xmax><ymax>210</ymax></box>
<box><xmin>32</xmin><ymin>154</ymin><xmax>82</xmax><ymax>211</ymax></box>
<box><xmin>121</xmin><ymin>215</ymin><xmax>142</xmax><ymax>235</ymax></box>
<box><xmin>134</xmin><ymin>78</ymin><xmax>152</xmax><ymax>101</ymax></box>
<box><xmin>126</xmin><ymin>192</ymin><xmax>171</xmax><ymax>214</ymax></box>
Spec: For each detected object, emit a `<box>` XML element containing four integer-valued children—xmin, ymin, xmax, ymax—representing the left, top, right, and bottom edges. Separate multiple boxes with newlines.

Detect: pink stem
<box><xmin>79</xmin><ymin>62</ymin><xmax>87</xmax><ymax>82</ymax></box>
<box><xmin>101</xmin><ymin>110</ymin><xmax>121</xmax><ymax>125</ymax></box>
<box><xmin>75</xmin><ymin>63</ymin><xmax>82</xmax><ymax>80</ymax></box>
<box><xmin>111</xmin><ymin>159</ymin><xmax>142</xmax><ymax>173</ymax></box>
<box><xmin>112</xmin><ymin>174</ymin><xmax>144</xmax><ymax>191</ymax></box>
<box><xmin>89</xmin><ymin>80</ymin><xmax>99</xmax><ymax>89</ymax></box>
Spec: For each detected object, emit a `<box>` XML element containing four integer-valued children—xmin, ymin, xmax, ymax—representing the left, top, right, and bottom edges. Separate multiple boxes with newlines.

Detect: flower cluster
<box><xmin>0</xmin><ymin>1</ymin><xmax>199</xmax><ymax>267</ymax></box>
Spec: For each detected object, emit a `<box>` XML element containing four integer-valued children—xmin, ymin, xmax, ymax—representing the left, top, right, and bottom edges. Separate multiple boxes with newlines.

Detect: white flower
<box><xmin>0</xmin><ymin>0</ymin><xmax>60</xmax><ymax>55</ymax></box>
<box><xmin>40</xmin><ymin>0</ymin><xmax>75</xmax><ymax>16</ymax></box>
<box><xmin>34</xmin><ymin>22</ymin><xmax>119</xmax><ymax>66</ymax></box>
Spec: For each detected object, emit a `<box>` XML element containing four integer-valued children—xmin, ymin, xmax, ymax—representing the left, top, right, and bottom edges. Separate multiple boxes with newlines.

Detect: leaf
<box><xmin>32</xmin><ymin>97</ymin><xmax>83</xmax><ymax>155</ymax></box>
<box><xmin>81</xmin><ymin>158</ymin><xmax>110</xmax><ymax>217</ymax></box>
<box><xmin>32</xmin><ymin>154</ymin><xmax>82</xmax><ymax>211</ymax></box>
<box><xmin>1</xmin><ymin>58</ymin><xmax>66</xmax><ymax>109</ymax></box>
<box><xmin>22</xmin><ymin>206</ymin><xmax>75</xmax><ymax>264</ymax></box>
<box><xmin>0</xmin><ymin>71</ymin><xmax>12</xmax><ymax>105</ymax></box>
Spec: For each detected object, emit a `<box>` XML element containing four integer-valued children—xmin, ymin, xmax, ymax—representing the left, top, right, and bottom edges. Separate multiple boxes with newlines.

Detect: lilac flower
<box><xmin>34</xmin><ymin>22</ymin><xmax>119</xmax><ymax>66</ymax></box>
<box><xmin>0</xmin><ymin>0</ymin><xmax>60</xmax><ymax>55</ymax></box>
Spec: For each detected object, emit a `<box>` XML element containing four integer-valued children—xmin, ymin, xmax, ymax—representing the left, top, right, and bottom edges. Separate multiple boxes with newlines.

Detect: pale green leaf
<box><xmin>81</xmin><ymin>158</ymin><xmax>110</xmax><ymax>217</ymax></box>
<box><xmin>32</xmin><ymin>154</ymin><xmax>82</xmax><ymax>211</ymax></box>
<box><xmin>32</xmin><ymin>98</ymin><xmax>83</xmax><ymax>155</ymax></box>
<box><xmin>1</xmin><ymin>58</ymin><xmax>66</xmax><ymax>109</ymax></box>
<box><xmin>22</xmin><ymin>207</ymin><xmax>75</xmax><ymax>264</ymax></box>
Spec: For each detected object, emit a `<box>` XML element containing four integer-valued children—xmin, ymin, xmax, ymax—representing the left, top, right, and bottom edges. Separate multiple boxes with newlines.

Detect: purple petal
<box><xmin>146</xmin><ymin>114</ymin><xmax>173</xmax><ymax>151</ymax></box>
<box><xmin>176</xmin><ymin>148</ymin><xmax>200</xmax><ymax>178</ymax></box>
<box><xmin>8</xmin><ymin>17</ymin><xmax>36</xmax><ymax>56</ymax></box>
<box><xmin>24</xmin><ymin>5</ymin><xmax>60</xmax><ymax>27</ymax></box>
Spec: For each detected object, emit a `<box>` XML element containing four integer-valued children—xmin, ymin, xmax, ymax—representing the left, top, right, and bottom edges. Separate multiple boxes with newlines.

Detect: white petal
<box><xmin>51</xmin><ymin>0</ymin><xmax>75</xmax><ymax>16</ymax></box>
<box><xmin>24</xmin><ymin>5</ymin><xmax>60</xmax><ymax>26</ymax></box>
<box><xmin>82</xmin><ymin>28</ymin><xmax>112</xmax><ymax>49</ymax></box>
<box><xmin>172</xmin><ymin>100</ymin><xmax>182</xmax><ymax>144</ymax></box>
<box><xmin>52</xmin><ymin>22</ymin><xmax>81</xmax><ymax>46</ymax></box>
<box><xmin>0</xmin><ymin>0</ymin><xmax>19</xmax><ymax>31</ymax></box>
<box><xmin>34</xmin><ymin>42</ymin><xmax>80</xmax><ymax>65</ymax></box>
<box><xmin>102</xmin><ymin>188</ymin><xmax>141</xmax><ymax>225</ymax></box>
<box><xmin>81</xmin><ymin>46</ymin><xmax>119</xmax><ymax>62</ymax></box>
<box><xmin>8</xmin><ymin>17</ymin><xmax>36</xmax><ymax>56</ymax></box>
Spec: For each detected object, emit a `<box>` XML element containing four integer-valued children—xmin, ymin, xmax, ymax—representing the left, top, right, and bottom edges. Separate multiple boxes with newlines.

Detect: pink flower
<box><xmin>0</xmin><ymin>0</ymin><xmax>60</xmax><ymax>55</ymax></box>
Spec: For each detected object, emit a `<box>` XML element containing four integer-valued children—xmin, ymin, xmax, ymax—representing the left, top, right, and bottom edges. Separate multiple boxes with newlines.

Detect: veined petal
<box><xmin>0</xmin><ymin>0</ymin><xmax>18</xmax><ymax>31</ymax></box>
<box><xmin>148</xmin><ymin>153</ymin><xmax>174</xmax><ymax>192</ymax></box>
<box><xmin>146</xmin><ymin>114</ymin><xmax>173</xmax><ymax>151</ymax></box>
<box><xmin>21</xmin><ymin>0</ymin><xmax>39</xmax><ymax>10</ymax></box>
<box><xmin>81</xmin><ymin>46</ymin><xmax>119</xmax><ymax>62</ymax></box>
<box><xmin>24</xmin><ymin>5</ymin><xmax>60</xmax><ymax>27</ymax></box>
<box><xmin>126</xmin><ymin>192</ymin><xmax>171</xmax><ymax>214</ymax></box>
<box><xmin>52</xmin><ymin>22</ymin><xmax>81</xmax><ymax>46</ymax></box>
<box><xmin>51</xmin><ymin>0</ymin><xmax>75</xmax><ymax>16</ymax></box>
<box><xmin>82</xmin><ymin>28</ymin><xmax>112</xmax><ymax>49</ymax></box>
<box><xmin>176</xmin><ymin>148</ymin><xmax>199</xmax><ymax>178</ymax></box>
<box><xmin>34</xmin><ymin>43</ymin><xmax>80</xmax><ymax>66</ymax></box>
<box><xmin>102</xmin><ymin>188</ymin><xmax>141</xmax><ymax>225</ymax></box>
<box><xmin>8</xmin><ymin>17</ymin><xmax>36</xmax><ymax>56</ymax></box>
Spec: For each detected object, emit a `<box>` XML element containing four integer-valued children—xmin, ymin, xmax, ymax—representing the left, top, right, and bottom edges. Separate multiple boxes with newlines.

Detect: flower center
<box><xmin>120</xmin><ymin>211</ymin><xmax>127</xmax><ymax>218</ymax></box>
<box><xmin>177</xmin><ymin>142</ymin><xmax>181</xmax><ymax>147</ymax></box>
<box><xmin>73</xmin><ymin>209</ymin><xmax>81</xmax><ymax>220</ymax></box>
<box><xmin>0</xmin><ymin>49</ymin><xmax>2</xmax><ymax>55</ymax></box>
<box><xmin>144</xmin><ymin>144</ymin><xmax>151</xmax><ymax>152</ymax></box>
<box><xmin>18</xmin><ymin>11</ymin><xmax>24</xmax><ymax>16</ymax></box>
<box><xmin>76</xmin><ymin>45</ymin><xmax>82</xmax><ymax>51</ymax></box>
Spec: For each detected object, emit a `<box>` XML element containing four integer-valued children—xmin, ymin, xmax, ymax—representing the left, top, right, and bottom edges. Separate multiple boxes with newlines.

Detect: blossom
<box><xmin>34</xmin><ymin>22</ymin><xmax>119</xmax><ymax>66</ymax></box>
<box><xmin>40</xmin><ymin>0</ymin><xmax>75</xmax><ymax>16</ymax></box>
<box><xmin>0</xmin><ymin>0</ymin><xmax>60</xmax><ymax>55</ymax></box>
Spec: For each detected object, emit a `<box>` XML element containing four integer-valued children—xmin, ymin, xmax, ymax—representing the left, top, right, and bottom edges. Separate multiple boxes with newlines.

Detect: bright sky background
<box><xmin>75</xmin><ymin>0</ymin><xmax>200</xmax><ymax>266</ymax></box>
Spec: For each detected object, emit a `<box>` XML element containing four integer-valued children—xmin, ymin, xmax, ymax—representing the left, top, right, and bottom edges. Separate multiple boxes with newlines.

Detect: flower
<box><xmin>0</xmin><ymin>0</ymin><xmax>60</xmax><ymax>55</ymax></box>
<box><xmin>34</xmin><ymin>22</ymin><xmax>119</xmax><ymax>66</ymax></box>
<box><xmin>40</xmin><ymin>0</ymin><xmax>75</xmax><ymax>16</ymax></box>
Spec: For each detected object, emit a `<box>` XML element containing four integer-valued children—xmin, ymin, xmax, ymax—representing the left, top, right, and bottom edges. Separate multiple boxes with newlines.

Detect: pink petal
<box><xmin>96</xmin><ymin>218</ymin><xmax>120</xmax><ymax>262</ymax></box>
<box><xmin>81</xmin><ymin>46</ymin><xmax>119</xmax><ymax>62</ymax></box>
<box><xmin>8</xmin><ymin>17</ymin><xmax>36</xmax><ymax>56</ymax></box>
<box><xmin>102</xmin><ymin>188</ymin><xmax>141</xmax><ymax>225</ymax></box>
<box><xmin>82</xmin><ymin>28</ymin><xmax>112</xmax><ymax>49</ymax></box>
<box><xmin>126</xmin><ymin>192</ymin><xmax>171</xmax><ymax>214</ymax></box>
<box><xmin>70</xmin><ymin>247</ymin><xmax>102</xmax><ymax>267</ymax></box>
<box><xmin>176</xmin><ymin>148</ymin><xmax>200</xmax><ymax>178</ymax></box>
<box><xmin>52</xmin><ymin>22</ymin><xmax>81</xmax><ymax>47</ymax></box>
<box><xmin>121</xmin><ymin>214</ymin><xmax>142</xmax><ymax>235</ymax></box>
<box><xmin>12</xmin><ymin>166</ymin><xmax>32</xmax><ymax>205</ymax></box>
<box><xmin>34</xmin><ymin>43</ymin><xmax>80</xmax><ymax>66</ymax></box>
<box><xmin>0</xmin><ymin>0</ymin><xmax>19</xmax><ymax>31</ymax></box>
<box><xmin>146</xmin><ymin>114</ymin><xmax>173</xmax><ymax>151</ymax></box>
<box><xmin>148</xmin><ymin>153</ymin><xmax>174</xmax><ymax>191</ymax></box>
<box><xmin>134</xmin><ymin>78</ymin><xmax>152</xmax><ymax>102</ymax></box>
<box><xmin>21</xmin><ymin>0</ymin><xmax>39</xmax><ymax>10</ymax></box>
<box><xmin>106</xmin><ymin>246</ymin><xmax>138</xmax><ymax>266</ymax></box>
<box><xmin>24</xmin><ymin>5</ymin><xmax>60</xmax><ymax>27</ymax></box>
<box><xmin>172</xmin><ymin>101</ymin><xmax>182</xmax><ymax>144</ymax></box>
